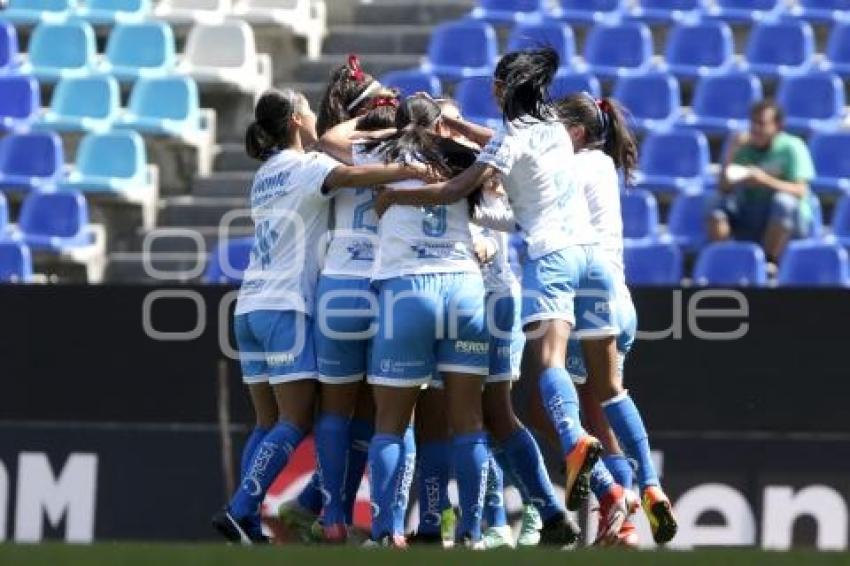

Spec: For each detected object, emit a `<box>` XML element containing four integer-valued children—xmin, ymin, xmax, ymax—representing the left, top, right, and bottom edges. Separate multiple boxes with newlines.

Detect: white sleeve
<box><xmin>472</xmin><ymin>191</ymin><xmax>517</xmax><ymax>232</ymax></box>
<box><xmin>477</xmin><ymin>124</ymin><xmax>520</xmax><ymax>175</ymax></box>
<box><xmin>307</xmin><ymin>151</ymin><xmax>343</xmax><ymax>199</ymax></box>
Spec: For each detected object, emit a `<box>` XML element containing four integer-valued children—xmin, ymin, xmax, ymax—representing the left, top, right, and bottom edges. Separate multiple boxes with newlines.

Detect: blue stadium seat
<box><xmin>777</xmin><ymin>72</ymin><xmax>845</xmax><ymax>134</ymax></box>
<box><xmin>636</xmin><ymin>130</ymin><xmax>710</xmax><ymax>194</ymax></box>
<box><xmin>116</xmin><ymin>76</ymin><xmax>203</xmax><ymax>138</ymax></box>
<box><xmin>455</xmin><ymin>78</ymin><xmax>501</xmax><ymax>128</ymax></box>
<box><xmin>626</xmin><ymin>0</ymin><xmax>707</xmax><ymax>24</ymax></box>
<box><xmin>18</xmin><ymin>190</ymin><xmax>91</xmax><ymax>251</ymax></box>
<box><xmin>621</xmin><ymin>188</ymin><xmax>659</xmax><ymax>240</ymax></box>
<box><xmin>823</xmin><ymin>22</ymin><xmax>850</xmax><ymax>78</ymax></box>
<box><xmin>76</xmin><ymin>0</ymin><xmax>151</xmax><ymax>25</ymax></box>
<box><xmin>0</xmin><ymin>132</ymin><xmax>63</xmax><ymax>193</ymax></box>
<box><xmin>668</xmin><ymin>193</ymin><xmax>710</xmax><ymax>251</ymax></box>
<box><xmin>705</xmin><ymin>0</ymin><xmax>785</xmax><ymax>24</ymax></box>
<box><xmin>204</xmin><ymin>237</ymin><xmax>253</xmax><ymax>284</ymax></box>
<box><xmin>470</xmin><ymin>0</ymin><xmax>545</xmax><ymax>24</ymax></box>
<box><xmin>553</xmin><ymin>0</ymin><xmax>626</xmax><ymax>25</ymax></box>
<box><xmin>549</xmin><ymin>71</ymin><xmax>601</xmax><ymax>99</ymax></box>
<box><xmin>778</xmin><ymin>240</ymin><xmax>850</xmax><ymax>287</ymax></box>
<box><xmin>809</xmin><ymin>133</ymin><xmax>850</xmax><ymax>196</ymax></box>
<box><xmin>832</xmin><ymin>195</ymin><xmax>850</xmax><ymax>248</ymax></box>
<box><xmin>693</xmin><ymin>241</ymin><xmax>768</xmax><ymax>286</ymax></box>
<box><xmin>424</xmin><ymin>20</ymin><xmax>498</xmax><ymax>80</ymax></box>
<box><xmin>743</xmin><ymin>21</ymin><xmax>815</xmax><ymax>78</ymax></box>
<box><xmin>0</xmin><ymin>75</ymin><xmax>40</xmax><ymax>132</ymax></box>
<box><xmin>24</xmin><ymin>21</ymin><xmax>96</xmax><ymax>83</ymax></box>
<box><xmin>663</xmin><ymin>21</ymin><xmax>734</xmax><ymax>79</ymax></box>
<box><xmin>380</xmin><ymin>69</ymin><xmax>442</xmax><ymax>98</ymax></box>
<box><xmin>102</xmin><ymin>22</ymin><xmax>176</xmax><ymax>83</ymax></box>
<box><xmin>0</xmin><ymin>241</ymin><xmax>33</xmax><ymax>283</ymax></box>
<box><xmin>506</xmin><ymin>22</ymin><xmax>576</xmax><ymax>69</ymax></box>
<box><xmin>789</xmin><ymin>0</ymin><xmax>850</xmax><ymax>24</ymax></box>
<box><xmin>680</xmin><ymin>73</ymin><xmax>762</xmax><ymax>135</ymax></box>
<box><xmin>0</xmin><ymin>22</ymin><xmax>20</xmax><ymax>73</ymax></box>
<box><xmin>60</xmin><ymin>131</ymin><xmax>147</xmax><ymax>193</ymax></box>
<box><xmin>0</xmin><ymin>0</ymin><xmax>76</xmax><ymax>25</ymax></box>
<box><xmin>0</xmin><ymin>192</ymin><xmax>7</xmax><ymax>234</ymax></box>
<box><xmin>808</xmin><ymin>193</ymin><xmax>825</xmax><ymax>238</ymax></box>
<box><xmin>624</xmin><ymin>241</ymin><xmax>683</xmax><ymax>285</ymax></box>
<box><xmin>612</xmin><ymin>73</ymin><xmax>680</xmax><ymax>132</ymax></box>
<box><xmin>36</xmin><ymin>75</ymin><xmax>120</xmax><ymax>133</ymax></box>
<box><xmin>583</xmin><ymin>22</ymin><xmax>653</xmax><ymax>79</ymax></box>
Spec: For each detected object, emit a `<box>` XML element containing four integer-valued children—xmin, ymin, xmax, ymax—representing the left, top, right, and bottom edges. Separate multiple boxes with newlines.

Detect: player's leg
<box><xmin>482</xmin><ymin>452</ymin><xmax>512</xmax><ymax>549</ymax></box>
<box><xmin>412</xmin><ymin>386</ymin><xmax>453</xmax><ymax>545</ymax></box>
<box><xmin>343</xmin><ymin>384</ymin><xmax>375</xmax><ymax>525</ymax></box>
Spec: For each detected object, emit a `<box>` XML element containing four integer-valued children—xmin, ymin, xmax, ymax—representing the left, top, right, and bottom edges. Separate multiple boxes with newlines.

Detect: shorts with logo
<box><xmin>567</xmin><ymin>282</ymin><xmax>636</xmax><ymax>385</ymax></box>
<box><xmin>486</xmin><ymin>288</ymin><xmax>524</xmax><ymax>384</ymax></box>
<box><xmin>521</xmin><ymin>244</ymin><xmax>617</xmax><ymax>338</ymax></box>
<box><xmin>314</xmin><ymin>275</ymin><xmax>375</xmax><ymax>384</ymax></box>
<box><xmin>368</xmin><ymin>272</ymin><xmax>489</xmax><ymax>388</ymax></box>
<box><xmin>234</xmin><ymin>310</ymin><xmax>318</xmax><ymax>385</ymax></box>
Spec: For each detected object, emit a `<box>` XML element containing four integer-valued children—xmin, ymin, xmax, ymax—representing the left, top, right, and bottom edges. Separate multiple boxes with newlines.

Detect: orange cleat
<box><xmin>615</xmin><ymin>490</ymin><xmax>640</xmax><ymax>548</ymax></box>
<box><xmin>563</xmin><ymin>435</ymin><xmax>603</xmax><ymax>511</ymax></box>
<box><xmin>594</xmin><ymin>484</ymin><xmax>629</xmax><ymax>547</ymax></box>
<box><xmin>641</xmin><ymin>485</ymin><xmax>678</xmax><ymax>544</ymax></box>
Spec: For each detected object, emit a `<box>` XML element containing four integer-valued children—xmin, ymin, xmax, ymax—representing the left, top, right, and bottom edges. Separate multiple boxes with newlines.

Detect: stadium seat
<box><xmin>626</xmin><ymin>0</ymin><xmax>707</xmax><ymax>24</ymax></box>
<box><xmin>116</xmin><ymin>76</ymin><xmax>204</xmax><ymax>139</ymax></box>
<box><xmin>470</xmin><ymin>0</ymin><xmax>545</xmax><ymax>24</ymax></box>
<box><xmin>0</xmin><ymin>192</ymin><xmax>7</xmax><ymax>234</ymax></box>
<box><xmin>808</xmin><ymin>192</ymin><xmax>825</xmax><ymax>239</ymax></box>
<box><xmin>154</xmin><ymin>0</ymin><xmax>231</xmax><ymax>26</ymax></box>
<box><xmin>789</xmin><ymin>0</ymin><xmax>850</xmax><ymax>24</ymax></box>
<box><xmin>553</xmin><ymin>0</ymin><xmax>626</xmax><ymax>25</ymax></box>
<box><xmin>17</xmin><ymin>190</ymin><xmax>91</xmax><ymax>251</ymax></box>
<box><xmin>809</xmin><ymin>133</ymin><xmax>850</xmax><ymax>196</ymax></box>
<box><xmin>229</xmin><ymin>0</ymin><xmax>326</xmax><ymax>59</ymax></box>
<box><xmin>777</xmin><ymin>73</ymin><xmax>845</xmax><ymax>134</ymax></box>
<box><xmin>667</xmin><ymin>193</ymin><xmax>710</xmax><ymax>251</ymax></box>
<box><xmin>60</xmin><ymin>131</ymin><xmax>147</xmax><ymax>193</ymax></box>
<box><xmin>612</xmin><ymin>73</ymin><xmax>680</xmax><ymax>132</ymax></box>
<box><xmin>102</xmin><ymin>22</ymin><xmax>176</xmax><ymax>83</ymax></box>
<box><xmin>778</xmin><ymin>240</ymin><xmax>850</xmax><ymax>287</ymax></box>
<box><xmin>635</xmin><ymin>130</ymin><xmax>710</xmax><ymax>194</ymax></box>
<box><xmin>583</xmin><ymin>22</ymin><xmax>653</xmax><ymax>79</ymax></box>
<box><xmin>681</xmin><ymin>72</ymin><xmax>762</xmax><ymax>135</ymax></box>
<box><xmin>693</xmin><ymin>241</ymin><xmax>768</xmax><ymax>286</ymax></box>
<box><xmin>0</xmin><ymin>22</ymin><xmax>19</xmax><ymax>73</ymax></box>
<box><xmin>424</xmin><ymin>20</ymin><xmax>498</xmax><ymax>80</ymax></box>
<box><xmin>624</xmin><ymin>241</ymin><xmax>683</xmax><ymax>285</ymax></box>
<box><xmin>705</xmin><ymin>0</ymin><xmax>785</xmax><ymax>24</ymax></box>
<box><xmin>743</xmin><ymin>21</ymin><xmax>815</xmax><ymax>78</ymax></box>
<box><xmin>832</xmin><ymin>195</ymin><xmax>850</xmax><ymax>248</ymax></box>
<box><xmin>0</xmin><ymin>0</ymin><xmax>76</xmax><ymax>25</ymax></box>
<box><xmin>380</xmin><ymin>70</ymin><xmax>442</xmax><ymax>98</ymax></box>
<box><xmin>663</xmin><ymin>21</ymin><xmax>734</xmax><ymax>79</ymax></box>
<box><xmin>455</xmin><ymin>78</ymin><xmax>501</xmax><ymax>129</ymax></box>
<box><xmin>179</xmin><ymin>21</ymin><xmax>271</xmax><ymax>94</ymax></box>
<box><xmin>0</xmin><ymin>75</ymin><xmax>39</xmax><ymax>132</ymax></box>
<box><xmin>823</xmin><ymin>22</ymin><xmax>850</xmax><ymax>78</ymax></box>
<box><xmin>621</xmin><ymin>188</ymin><xmax>659</xmax><ymax>240</ymax></box>
<box><xmin>36</xmin><ymin>75</ymin><xmax>120</xmax><ymax>133</ymax></box>
<box><xmin>0</xmin><ymin>240</ymin><xmax>33</xmax><ymax>283</ymax></box>
<box><xmin>506</xmin><ymin>22</ymin><xmax>576</xmax><ymax>70</ymax></box>
<box><xmin>204</xmin><ymin>237</ymin><xmax>253</xmax><ymax>284</ymax></box>
<box><xmin>22</xmin><ymin>21</ymin><xmax>96</xmax><ymax>83</ymax></box>
<box><xmin>0</xmin><ymin>132</ymin><xmax>63</xmax><ymax>193</ymax></box>
<box><xmin>549</xmin><ymin>71</ymin><xmax>601</xmax><ymax>100</ymax></box>
<box><xmin>76</xmin><ymin>0</ymin><xmax>151</xmax><ymax>25</ymax></box>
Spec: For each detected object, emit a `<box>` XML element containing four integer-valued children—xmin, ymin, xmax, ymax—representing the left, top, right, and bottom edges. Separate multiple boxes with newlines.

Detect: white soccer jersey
<box><xmin>236</xmin><ymin>149</ymin><xmax>340</xmax><ymax>316</ymax></box>
<box><xmin>471</xmin><ymin>190</ymin><xmax>519</xmax><ymax>293</ymax></box>
<box><xmin>478</xmin><ymin>117</ymin><xmax>598</xmax><ymax>260</ymax></box>
<box><xmin>574</xmin><ymin>149</ymin><xmax>625</xmax><ymax>279</ymax></box>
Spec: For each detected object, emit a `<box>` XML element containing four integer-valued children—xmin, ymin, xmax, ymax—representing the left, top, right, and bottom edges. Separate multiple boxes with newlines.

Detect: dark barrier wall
<box><xmin>0</xmin><ymin>285</ymin><xmax>849</xmax><ymax>546</ymax></box>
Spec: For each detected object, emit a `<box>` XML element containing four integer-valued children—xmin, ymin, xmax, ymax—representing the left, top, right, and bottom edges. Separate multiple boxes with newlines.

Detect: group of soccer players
<box><xmin>211</xmin><ymin>46</ymin><xmax>679</xmax><ymax>550</ymax></box>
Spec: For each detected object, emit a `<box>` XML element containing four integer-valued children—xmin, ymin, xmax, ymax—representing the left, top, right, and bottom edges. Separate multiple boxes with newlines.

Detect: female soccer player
<box><xmin>374</xmin><ymin>48</ymin><xmax>608</xmax><ymax>535</ymax></box>
<box><xmin>554</xmin><ymin>93</ymin><xmax>678</xmax><ymax>545</ymax></box>
<box><xmin>211</xmin><ymin>88</ymin><xmax>427</xmax><ymax>544</ymax></box>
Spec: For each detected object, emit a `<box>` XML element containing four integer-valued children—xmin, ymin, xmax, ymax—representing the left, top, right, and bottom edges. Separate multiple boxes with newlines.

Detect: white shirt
<box><xmin>236</xmin><ymin>149</ymin><xmax>340</xmax><ymax>316</ymax></box>
<box><xmin>478</xmin><ymin>117</ymin><xmax>598</xmax><ymax>260</ymax></box>
<box><xmin>471</xmin><ymin>191</ymin><xmax>519</xmax><ymax>293</ymax></box>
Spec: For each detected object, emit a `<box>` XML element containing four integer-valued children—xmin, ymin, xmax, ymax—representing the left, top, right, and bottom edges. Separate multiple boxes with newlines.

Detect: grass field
<box><xmin>2</xmin><ymin>544</ymin><xmax>849</xmax><ymax>566</ymax></box>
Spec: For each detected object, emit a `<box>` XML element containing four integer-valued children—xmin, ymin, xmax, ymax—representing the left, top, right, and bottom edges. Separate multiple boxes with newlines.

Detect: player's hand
<box><xmin>373</xmin><ymin>186</ymin><xmax>394</xmax><ymax>218</ymax></box>
<box><xmin>407</xmin><ymin>162</ymin><xmax>444</xmax><ymax>184</ymax></box>
<box><xmin>473</xmin><ymin>237</ymin><xmax>497</xmax><ymax>265</ymax></box>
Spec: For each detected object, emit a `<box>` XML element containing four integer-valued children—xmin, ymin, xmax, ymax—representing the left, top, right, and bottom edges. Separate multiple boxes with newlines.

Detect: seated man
<box><xmin>708</xmin><ymin>99</ymin><xmax>816</xmax><ymax>263</ymax></box>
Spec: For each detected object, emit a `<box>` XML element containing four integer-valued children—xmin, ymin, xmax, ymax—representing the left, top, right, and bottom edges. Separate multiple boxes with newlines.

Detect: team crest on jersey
<box><xmin>347</xmin><ymin>240</ymin><xmax>375</xmax><ymax>261</ymax></box>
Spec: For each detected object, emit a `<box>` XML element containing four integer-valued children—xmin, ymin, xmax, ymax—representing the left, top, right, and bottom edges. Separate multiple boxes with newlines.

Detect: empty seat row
<box><xmin>2</xmin><ymin>0</ymin><xmax>149</xmax><ymax>26</ymax></box>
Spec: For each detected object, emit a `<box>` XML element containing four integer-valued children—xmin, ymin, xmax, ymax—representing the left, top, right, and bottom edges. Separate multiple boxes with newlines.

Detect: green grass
<box><xmin>1</xmin><ymin>544</ymin><xmax>848</xmax><ymax>566</ymax></box>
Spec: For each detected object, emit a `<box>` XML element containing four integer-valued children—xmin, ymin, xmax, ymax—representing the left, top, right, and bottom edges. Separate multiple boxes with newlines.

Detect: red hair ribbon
<box><xmin>348</xmin><ymin>54</ymin><xmax>365</xmax><ymax>83</ymax></box>
<box><xmin>369</xmin><ymin>96</ymin><xmax>399</xmax><ymax>109</ymax></box>
<box><xmin>596</xmin><ymin>98</ymin><xmax>611</xmax><ymax>113</ymax></box>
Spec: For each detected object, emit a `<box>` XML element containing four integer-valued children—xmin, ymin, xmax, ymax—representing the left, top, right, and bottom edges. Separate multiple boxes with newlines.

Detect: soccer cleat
<box><xmin>516</xmin><ymin>504</ymin><xmax>542</xmax><ymax>547</ymax></box>
<box><xmin>278</xmin><ymin>500</ymin><xmax>319</xmax><ymax>542</ymax></box>
<box><xmin>363</xmin><ymin>534</ymin><xmax>408</xmax><ymax>549</ymax></box>
<box><xmin>440</xmin><ymin>507</ymin><xmax>457</xmax><ymax>549</ymax></box>
<box><xmin>538</xmin><ymin>512</ymin><xmax>581</xmax><ymax>548</ymax></box>
<box><xmin>482</xmin><ymin>525</ymin><xmax>515</xmax><ymax>549</ymax></box>
<box><xmin>460</xmin><ymin>536</ymin><xmax>486</xmax><ymax>550</ymax></box>
<box><xmin>642</xmin><ymin>485</ymin><xmax>678</xmax><ymax>544</ymax></box>
<box><xmin>615</xmin><ymin>490</ymin><xmax>641</xmax><ymax>548</ymax></box>
<box><xmin>563</xmin><ymin>435</ymin><xmax>603</xmax><ymax>511</ymax></box>
<box><xmin>593</xmin><ymin>484</ymin><xmax>629</xmax><ymax>547</ymax></box>
<box><xmin>211</xmin><ymin>508</ymin><xmax>268</xmax><ymax>545</ymax></box>
<box><xmin>322</xmin><ymin>522</ymin><xmax>348</xmax><ymax>544</ymax></box>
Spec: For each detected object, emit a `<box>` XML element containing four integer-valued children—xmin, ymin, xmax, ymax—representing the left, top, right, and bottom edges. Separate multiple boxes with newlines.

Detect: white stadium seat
<box><xmin>231</xmin><ymin>0</ymin><xmax>326</xmax><ymax>59</ymax></box>
<box><xmin>154</xmin><ymin>0</ymin><xmax>232</xmax><ymax>27</ymax></box>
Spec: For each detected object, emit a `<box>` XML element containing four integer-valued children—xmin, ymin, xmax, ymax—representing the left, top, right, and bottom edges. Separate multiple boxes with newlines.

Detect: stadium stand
<box><xmin>0</xmin><ymin>0</ymin><xmax>77</xmax><ymax>25</ymax></box>
<box><xmin>0</xmin><ymin>131</ymin><xmax>63</xmax><ymax>193</ymax></box>
<box><xmin>505</xmin><ymin>21</ymin><xmax>577</xmax><ymax>70</ymax></box>
<box><xmin>625</xmin><ymin>0</ymin><xmax>708</xmax><ymax>24</ymax></box>
<box><xmin>810</xmin><ymin>132</ymin><xmax>850</xmax><ymax>196</ymax></box>
<box><xmin>204</xmin><ymin>236</ymin><xmax>253</xmax><ymax>284</ymax></box>
<box><xmin>612</xmin><ymin>72</ymin><xmax>681</xmax><ymax>132</ymax></box>
<box><xmin>635</xmin><ymin>130</ymin><xmax>711</xmax><ymax>194</ymax></box>
<box><xmin>101</xmin><ymin>22</ymin><xmax>177</xmax><ymax>83</ymax></box>
<box><xmin>552</xmin><ymin>0</ymin><xmax>626</xmax><ymax>25</ymax></box>
<box><xmin>742</xmin><ymin>20</ymin><xmax>815</xmax><ymax>78</ymax></box>
<box><xmin>778</xmin><ymin>240</ymin><xmax>850</xmax><ymax>286</ymax></box>
<box><xmin>455</xmin><ymin>77</ymin><xmax>501</xmax><ymax>129</ymax></box>
<box><xmin>624</xmin><ymin>240</ymin><xmax>684</xmax><ymax>285</ymax></box>
<box><xmin>0</xmin><ymin>240</ymin><xmax>33</xmax><ymax>283</ymax></box>
<box><xmin>35</xmin><ymin>75</ymin><xmax>121</xmax><ymax>133</ymax></box>
<box><xmin>833</xmin><ymin>195</ymin><xmax>850</xmax><ymax>248</ymax></box>
<box><xmin>582</xmin><ymin>21</ymin><xmax>654</xmax><ymax>78</ymax></box>
<box><xmin>704</xmin><ymin>0</ymin><xmax>786</xmax><ymax>24</ymax></box>
<box><xmin>75</xmin><ymin>0</ymin><xmax>151</xmax><ymax>25</ymax></box>
<box><xmin>379</xmin><ymin>69</ymin><xmax>442</xmax><ymax>98</ymax></box>
<box><xmin>549</xmin><ymin>71</ymin><xmax>601</xmax><ymax>99</ymax></box>
<box><xmin>0</xmin><ymin>191</ymin><xmax>6</xmax><ymax>234</ymax></box>
<box><xmin>470</xmin><ymin>0</ymin><xmax>546</xmax><ymax>25</ymax></box>
<box><xmin>667</xmin><ymin>192</ymin><xmax>711</xmax><ymax>252</ymax></box>
<box><xmin>20</xmin><ymin>21</ymin><xmax>98</xmax><ymax>83</ymax></box>
<box><xmin>692</xmin><ymin>241</ymin><xmax>768</xmax><ymax>286</ymax></box>
<box><xmin>680</xmin><ymin>72</ymin><xmax>763</xmax><ymax>135</ymax></box>
<box><xmin>0</xmin><ymin>74</ymin><xmax>39</xmax><ymax>132</ymax></box>
<box><xmin>423</xmin><ymin>19</ymin><xmax>498</xmax><ymax>80</ymax></box>
<box><xmin>662</xmin><ymin>20</ymin><xmax>735</xmax><ymax>79</ymax></box>
<box><xmin>0</xmin><ymin>21</ymin><xmax>19</xmax><ymax>71</ymax></box>
<box><xmin>153</xmin><ymin>0</ymin><xmax>232</xmax><ymax>27</ymax></box>
<box><xmin>230</xmin><ymin>0</ymin><xmax>326</xmax><ymax>60</ymax></box>
<box><xmin>790</xmin><ymin>0</ymin><xmax>850</xmax><ymax>24</ymax></box>
<box><xmin>621</xmin><ymin>188</ymin><xmax>660</xmax><ymax>241</ymax></box>
<box><xmin>823</xmin><ymin>21</ymin><xmax>850</xmax><ymax>78</ymax></box>
<box><xmin>777</xmin><ymin>72</ymin><xmax>846</xmax><ymax>134</ymax></box>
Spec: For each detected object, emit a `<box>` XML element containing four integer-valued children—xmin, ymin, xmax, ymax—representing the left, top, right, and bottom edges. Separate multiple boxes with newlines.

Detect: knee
<box><xmin>769</xmin><ymin>192</ymin><xmax>801</xmax><ymax>229</ymax></box>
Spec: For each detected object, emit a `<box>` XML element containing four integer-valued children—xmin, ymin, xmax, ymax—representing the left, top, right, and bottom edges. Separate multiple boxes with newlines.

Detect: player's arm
<box><xmin>718</xmin><ymin>133</ymin><xmax>747</xmax><ymax>194</ymax></box>
<box><xmin>442</xmin><ymin>115</ymin><xmax>495</xmax><ymax>148</ymax></box>
<box><xmin>746</xmin><ymin>168</ymin><xmax>808</xmax><ymax>197</ymax></box>
<box><xmin>374</xmin><ymin>163</ymin><xmax>498</xmax><ymax>216</ymax></box>
<box><xmin>322</xmin><ymin>162</ymin><xmax>432</xmax><ymax>194</ymax></box>
<box><xmin>316</xmin><ymin>118</ymin><xmax>397</xmax><ymax>165</ymax></box>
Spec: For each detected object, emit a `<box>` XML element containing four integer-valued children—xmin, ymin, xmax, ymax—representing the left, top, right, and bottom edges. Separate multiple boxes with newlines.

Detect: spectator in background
<box><xmin>708</xmin><ymin>99</ymin><xmax>816</xmax><ymax>263</ymax></box>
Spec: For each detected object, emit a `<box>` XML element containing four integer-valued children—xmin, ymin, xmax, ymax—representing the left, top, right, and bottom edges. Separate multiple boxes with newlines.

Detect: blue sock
<box><xmin>296</xmin><ymin>471</ymin><xmax>323</xmax><ymax>515</ymax></box>
<box><xmin>230</xmin><ymin>420</ymin><xmax>304</xmax><ymax>520</ymax></box>
<box><xmin>393</xmin><ymin>426</ymin><xmax>416</xmax><ymax>536</ymax></box>
<box><xmin>240</xmin><ymin>426</ymin><xmax>269</xmax><ymax>480</ymax></box>
<box><xmin>501</xmin><ymin>427</ymin><xmax>565</xmax><ymax>522</ymax></box>
<box><xmin>484</xmin><ymin>453</ymin><xmax>507</xmax><ymax>528</ymax></box>
<box><xmin>492</xmin><ymin>446</ymin><xmax>528</xmax><ymax>501</ymax></box>
<box><xmin>452</xmin><ymin>431</ymin><xmax>489</xmax><ymax>541</ymax></box>
<box><xmin>368</xmin><ymin>433</ymin><xmax>403</xmax><ymax>540</ymax></box>
<box><xmin>590</xmin><ymin>460</ymin><xmax>616</xmax><ymax>501</ymax></box>
<box><xmin>603</xmin><ymin>454</ymin><xmax>634</xmax><ymax>490</ymax></box>
<box><xmin>538</xmin><ymin>368</ymin><xmax>584</xmax><ymax>455</ymax></box>
<box><xmin>343</xmin><ymin>417</ymin><xmax>374</xmax><ymax>525</ymax></box>
<box><xmin>416</xmin><ymin>440</ymin><xmax>451</xmax><ymax>536</ymax></box>
<box><xmin>315</xmin><ymin>413</ymin><xmax>350</xmax><ymax>525</ymax></box>
<box><xmin>602</xmin><ymin>392</ymin><xmax>659</xmax><ymax>489</ymax></box>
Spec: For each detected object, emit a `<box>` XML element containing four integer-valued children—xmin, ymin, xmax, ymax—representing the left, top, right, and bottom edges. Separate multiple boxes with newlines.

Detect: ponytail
<box><xmin>245</xmin><ymin>89</ymin><xmax>301</xmax><ymax>161</ymax></box>
<box><xmin>316</xmin><ymin>55</ymin><xmax>378</xmax><ymax>136</ymax></box>
<box><xmin>493</xmin><ymin>47</ymin><xmax>559</xmax><ymax>123</ymax></box>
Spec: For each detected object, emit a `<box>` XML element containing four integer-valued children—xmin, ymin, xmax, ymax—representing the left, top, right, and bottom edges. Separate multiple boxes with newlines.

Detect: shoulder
<box><xmin>777</xmin><ymin>133</ymin><xmax>810</xmax><ymax>155</ymax></box>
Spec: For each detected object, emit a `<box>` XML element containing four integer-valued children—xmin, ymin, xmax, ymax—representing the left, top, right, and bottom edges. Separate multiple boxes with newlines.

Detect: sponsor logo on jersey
<box><xmin>455</xmin><ymin>341</ymin><xmax>489</xmax><ymax>355</ymax></box>
<box><xmin>267</xmin><ymin>352</ymin><xmax>296</xmax><ymax>367</ymax></box>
